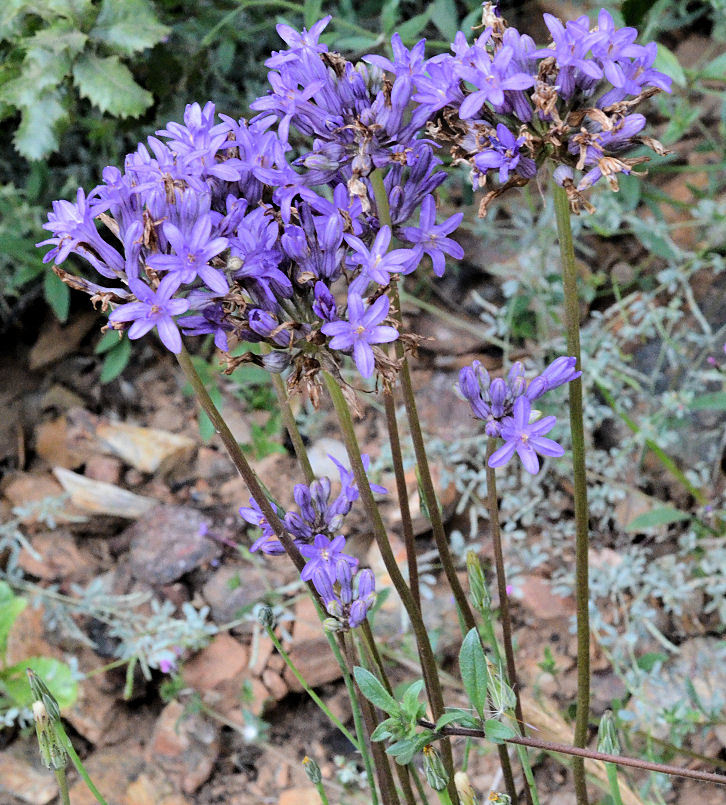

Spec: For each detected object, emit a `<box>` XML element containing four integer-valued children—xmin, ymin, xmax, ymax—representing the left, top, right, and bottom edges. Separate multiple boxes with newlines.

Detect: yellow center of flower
<box><xmin>355</xmin><ymin>325</ymin><xmax>366</xmax><ymax>335</ymax></box>
<box><xmin>150</xmin><ymin>304</ymin><xmax>161</xmax><ymax>314</ymax></box>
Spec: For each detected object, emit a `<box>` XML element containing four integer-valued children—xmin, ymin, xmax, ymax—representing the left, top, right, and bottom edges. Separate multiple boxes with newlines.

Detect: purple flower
<box><xmin>458</xmin><ymin>45</ymin><xmax>535</xmax><ymax>119</ymax></box>
<box><xmin>473</xmin><ymin>124</ymin><xmax>537</xmax><ymax>184</ymax></box>
<box><xmin>526</xmin><ymin>356</ymin><xmax>581</xmax><ymax>401</ymax></box>
<box><xmin>321</xmin><ymin>292</ymin><xmax>398</xmax><ymax>378</ymax></box>
<box><xmin>488</xmin><ymin>397</ymin><xmax>565</xmax><ymax>474</ymax></box>
<box><xmin>345</xmin><ymin>226</ymin><xmax>416</xmax><ymax>288</ymax></box>
<box><xmin>312</xmin><ymin>281</ymin><xmax>338</xmax><ymax>323</ymax></box>
<box><xmin>300</xmin><ymin>534</ymin><xmax>358</xmax><ymax>582</ymax></box>
<box><xmin>329</xmin><ymin>453</ymin><xmax>387</xmax><ymax>501</ymax></box>
<box><xmin>312</xmin><ymin>561</ymin><xmax>377</xmax><ymax>631</ymax></box>
<box><xmin>399</xmin><ymin>195</ymin><xmax>464</xmax><ymax>277</ymax></box>
<box><xmin>108</xmin><ymin>275</ymin><xmax>189</xmax><ymax>354</ymax></box>
<box><xmin>148</xmin><ymin>214</ymin><xmax>229</xmax><ymax>294</ymax></box>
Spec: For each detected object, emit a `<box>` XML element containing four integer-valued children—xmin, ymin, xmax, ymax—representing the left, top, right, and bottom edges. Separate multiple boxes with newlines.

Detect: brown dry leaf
<box><xmin>95</xmin><ymin>421</ymin><xmax>196</xmax><ymax>474</ymax></box>
<box><xmin>53</xmin><ymin>467</ymin><xmax>157</xmax><ymax>518</ymax></box>
<box><xmin>29</xmin><ymin>311</ymin><xmax>98</xmax><ymax>370</ymax></box>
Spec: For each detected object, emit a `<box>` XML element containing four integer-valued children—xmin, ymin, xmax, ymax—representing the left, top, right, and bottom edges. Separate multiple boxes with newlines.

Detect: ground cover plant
<box><xmin>1</xmin><ymin>1</ymin><xmax>726</xmax><ymax>804</ymax></box>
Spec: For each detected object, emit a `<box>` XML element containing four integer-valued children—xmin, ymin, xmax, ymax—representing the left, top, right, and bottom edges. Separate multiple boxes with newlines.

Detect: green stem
<box><xmin>56</xmin><ymin>724</ymin><xmax>108</xmax><ymax>805</ymax></box>
<box><xmin>369</xmin><ymin>170</ymin><xmax>478</xmax><ymax>638</ymax></box>
<box><xmin>334</xmin><ymin>634</ymin><xmax>380</xmax><ymax>805</ymax></box>
<box><xmin>270</xmin><ymin>370</ymin><xmax>315</xmax><ymax>484</ymax></box>
<box><xmin>515</xmin><ymin>744</ymin><xmax>541</xmax><ymax>805</ymax></box>
<box><xmin>265</xmin><ymin>625</ymin><xmax>359</xmax><ymax>749</ymax></box>
<box><xmin>176</xmin><ymin>346</ymin><xmax>306</xmax><ymax>572</ymax></box>
<box><xmin>322</xmin><ymin>370</ymin><xmax>459</xmax><ymax>805</ymax></box>
<box><xmin>355</xmin><ymin>632</ymin><xmax>418</xmax><ymax>805</ymax></box>
<box><xmin>436</xmin><ymin>790</ymin><xmax>454</xmax><ymax>805</ymax></box>
<box><xmin>553</xmin><ymin>183</ymin><xmax>591</xmax><ymax>805</ymax></box>
<box><xmin>344</xmin><ymin>635</ymin><xmax>400</xmax><ymax>805</ymax></box>
<box><xmin>411</xmin><ymin>762</ymin><xmax>432</xmax><ymax>805</ymax></box>
<box><xmin>606</xmin><ymin>764</ymin><xmax>625</xmax><ymax>805</ymax></box>
<box><xmin>483</xmin><ymin>441</ymin><xmax>527</xmax><ymax>805</ymax></box>
<box><xmin>54</xmin><ymin>769</ymin><xmax>71</xmax><ymax>805</ymax></box>
<box><xmin>315</xmin><ymin>780</ymin><xmax>331</xmax><ymax>805</ymax></box>
<box><xmin>382</xmin><ymin>386</ymin><xmax>421</xmax><ymax>612</ymax></box>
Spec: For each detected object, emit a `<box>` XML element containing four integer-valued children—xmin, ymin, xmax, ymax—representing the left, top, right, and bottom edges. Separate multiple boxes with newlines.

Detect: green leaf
<box><xmin>99</xmin><ymin>337</ymin><xmax>131</xmax><ymax>383</ymax></box>
<box><xmin>431</xmin><ymin>0</ymin><xmax>458</xmax><ymax>41</ymax></box>
<box><xmin>700</xmin><ymin>52</ymin><xmax>726</xmax><ymax>81</ymax></box>
<box><xmin>386</xmin><ymin>731</ymin><xmax>432</xmax><ymax>764</ymax></box>
<box><xmin>90</xmin><ymin>0</ymin><xmax>170</xmax><ymax>56</ymax></box>
<box><xmin>484</xmin><ymin>718</ymin><xmax>516</xmax><ymax>744</ymax></box>
<box><xmin>0</xmin><ymin>581</ymin><xmax>27</xmax><ymax>659</ymax></box>
<box><xmin>691</xmin><ymin>392</ymin><xmax>726</xmax><ymax>411</ymax></box>
<box><xmin>397</xmin><ymin>8</ymin><xmax>432</xmax><ymax>43</ymax></box>
<box><xmin>1</xmin><ymin>656</ymin><xmax>77</xmax><ymax>710</ymax></box>
<box><xmin>625</xmin><ymin>506</ymin><xmax>691</xmax><ymax>531</ymax></box>
<box><xmin>370</xmin><ymin>718</ymin><xmax>396</xmax><ymax>742</ymax></box>
<box><xmin>636</xmin><ymin>652</ymin><xmax>667</xmax><ymax>672</ymax></box>
<box><xmin>654</xmin><ymin>43</ymin><xmax>686</xmax><ymax>88</ymax></box>
<box><xmin>435</xmin><ymin>709</ymin><xmax>480</xmax><ymax>730</ymax></box>
<box><xmin>44</xmin><ymin>267</ymin><xmax>70</xmax><ymax>322</ymax></box>
<box><xmin>72</xmin><ymin>54</ymin><xmax>153</xmax><ymax>117</ymax></box>
<box><xmin>353</xmin><ymin>666</ymin><xmax>399</xmax><ymax>715</ymax></box>
<box><xmin>401</xmin><ymin>678</ymin><xmax>425</xmax><ymax>718</ymax></box>
<box><xmin>12</xmin><ymin>90</ymin><xmax>67</xmax><ymax>160</ymax></box>
<box><xmin>380</xmin><ymin>0</ymin><xmax>400</xmax><ymax>37</ymax></box>
<box><xmin>459</xmin><ymin>628</ymin><xmax>488</xmax><ymax>719</ymax></box>
<box><xmin>95</xmin><ymin>327</ymin><xmax>123</xmax><ymax>354</ymax></box>
<box><xmin>621</xmin><ymin>0</ymin><xmax>658</xmax><ymax>27</ymax></box>
<box><xmin>303</xmin><ymin>0</ymin><xmax>324</xmax><ymax>29</ymax></box>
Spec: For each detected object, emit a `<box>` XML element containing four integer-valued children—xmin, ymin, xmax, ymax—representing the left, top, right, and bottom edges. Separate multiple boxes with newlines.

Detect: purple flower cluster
<box><xmin>238</xmin><ymin>454</ymin><xmax>383</xmax><ymax>631</ymax></box>
<box><xmin>38</xmin><ymin>13</ymin><xmax>469</xmax><ymax>381</ymax></box>
<box><xmin>458</xmin><ymin>356</ymin><xmax>581</xmax><ymax>474</ymax></box>
<box><xmin>365</xmin><ymin>4</ymin><xmax>670</xmax><ymax>214</ymax></box>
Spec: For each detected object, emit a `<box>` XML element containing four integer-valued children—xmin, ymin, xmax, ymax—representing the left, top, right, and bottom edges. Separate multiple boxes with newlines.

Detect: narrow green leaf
<box><xmin>44</xmin><ymin>267</ymin><xmax>70</xmax><ymax>322</ymax></box>
<box><xmin>303</xmin><ymin>0</ymin><xmax>324</xmax><ymax>29</ymax></box>
<box><xmin>459</xmin><ymin>628</ymin><xmax>488</xmax><ymax>719</ymax></box>
<box><xmin>72</xmin><ymin>54</ymin><xmax>153</xmax><ymax>118</ymax></box>
<box><xmin>353</xmin><ymin>666</ymin><xmax>399</xmax><ymax>715</ymax></box>
<box><xmin>95</xmin><ymin>328</ymin><xmax>123</xmax><ymax>354</ymax></box>
<box><xmin>636</xmin><ymin>652</ymin><xmax>667</xmax><ymax>672</ymax></box>
<box><xmin>401</xmin><ymin>678</ymin><xmax>425</xmax><ymax>717</ymax></box>
<box><xmin>397</xmin><ymin>8</ymin><xmax>432</xmax><ymax>43</ymax></box>
<box><xmin>380</xmin><ymin>0</ymin><xmax>400</xmax><ymax>37</ymax></box>
<box><xmin>654</xmin><ymin>43</ymin><xmax>686</xmax><ymax>88</ymax></box>
<box><xmin>90</xmin><ymin>0</ymin><xmax>170</xmax><ymax>56</ymax></box>
<box><xmin>99</xmin><ymin>337</ymin><xmax>131</xmax><ymax>383</ymax></box>
<box><xmin>484</xmin><ymin>718</ymin><xmax>517</xmax><ymax>744</ymax></box>
<box><xmin>625</xmin><ymin>506</ymin><xmax>690</xmax><ymax>531</ymax></box>
<box><xmin>431</xmin><ymin>0</ymin><xmax>458</xmax><ymax>41</ymax></box>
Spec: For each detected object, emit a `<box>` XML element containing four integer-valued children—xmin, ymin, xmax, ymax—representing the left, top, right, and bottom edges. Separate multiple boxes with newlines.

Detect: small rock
<box><xmin>5</xmin><ymin>605</ymin><xmax>63</xmax><ymax>667</ymax></box>
<box><xmin>125</xmin><ymin>772</ymin><xmax>192</xmax><ymax>805</ymax></box>
<box><xmin>53</xmin><ymin>467</ymin><xmax>157</xmax><ymax>519</ymax></box>
<box><xmin>183</xmin><ymin>634</ymin><xmax>249</xmax><ymax>691</ymax></box>
<box><xmin>68</xmin><ymin>740</ymin><xmax>145</xmax><ymax>805</ymax></box>
<box><xmin>277</xmin><ymin>787</ymin><xmax>322</xmax><ymax>805</ymax></box>
<box><xmin>65</xmin><ymin>674</ymin><xmax>130</xmax><ymax>746</ymax></box>
<box><xmin>284</xmin><ymin>636</ymin><xmax>342</xmax><ymax>692</ymax></box>
<box><xmin>3</xmin><ymin>472</ymin><xmax>65</xmax><ymax>524</ymax></box>
<box><xmin>201</xmin><ymin>565</ymin><xmax>267</xmax><ymax>624</ymax></box>
<box><xmin>262</xmin><ymin>668</ymin><xmax>288</xmax><ymax>701</ymax></box>
<box><xmin>35</xmin><ymin>416</ymin><xmax>82</xmax><ymax>468</ymax></box>
<box><xmin>0</xmin><ymin>740</ymin><xmax>58</xmax><ymax>804</ymax></box>
<box><xmin>95</xmin><ymin>420</ymin><xmax>196</xmax><ymax>475</ymax></box>
<box><xmin>516</xmin><ymin>575</ymin><xmax>576</xmax><ymax>620</ymax></box>
<box><xmin>147</xmin><ymin>700</ymin><xmax>220</xmax><ymax>794</ymax></box>
<box><xmin>84</xmin><ymin>454</ymin><xmax>123</xmax><ymax>485</ymax></box>
<box><xmin>126</xmin><ymin>505</ymin><xmax>221</xmax><ymax>584</ymax></box>
<box><xmin>18</xmin><ymin>529</ymin><xmax>94</xmax><ymax>583</ymax></box>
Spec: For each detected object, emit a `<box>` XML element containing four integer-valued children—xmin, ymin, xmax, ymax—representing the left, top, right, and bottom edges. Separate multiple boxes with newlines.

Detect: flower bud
<box><xmin>466</xmin><ymin>550</ymin><xmax>491</xmax><ymax>616</ymax></box>
<box><xmin>422</xmin><ymin>745</ymin><xmax>448</xmax><ymax>791</ymax></box>
<box><xmin>32</xmin><ymin>699</ymin><xmax>67</xmax><ymax>771</ymax></box>
<box><xmin>597</xmin><ymin>710</ymin><xmax>620</xmax><ymax>755</ymax></box>
<box><xmin>302</xmin><ymin>755</ymin><xmax>322</xmax><ymax>784</ymax></box>
<box><xmin>454</xmin><ymin>771</ymin><xmax>478</xmax><ymax>805</ymax></box>
<box><xmin>257</xmin><ymin>605</ymin><xmax>276</xmax><ymax>630</ymax></box>
<box><xmin>261</xmin><ymin>351</ymin><xmax>291</xmax><ymax>374</ymax></box>
<box><xmin>322</xmin><ymin>617</ymin><xmax>342</xmax><ymax>633</ymax></box>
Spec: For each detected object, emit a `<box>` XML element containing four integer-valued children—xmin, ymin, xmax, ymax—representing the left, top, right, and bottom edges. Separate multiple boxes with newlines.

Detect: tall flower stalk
<box><xmin>554</xmin><ymin>184</ymin><xmax>591</xmax><ymax>805</ymax></box>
